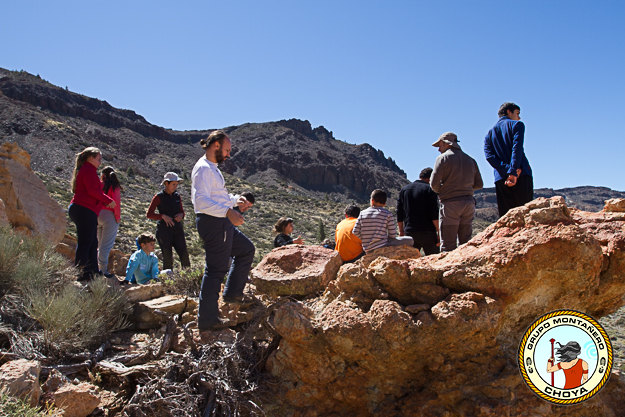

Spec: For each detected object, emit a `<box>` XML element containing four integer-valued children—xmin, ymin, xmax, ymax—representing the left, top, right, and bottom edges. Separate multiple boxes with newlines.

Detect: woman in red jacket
<box><xmin>68</xmin><ymin>147</ymin><xmax>115</xmax><ymax>281</ymax></box>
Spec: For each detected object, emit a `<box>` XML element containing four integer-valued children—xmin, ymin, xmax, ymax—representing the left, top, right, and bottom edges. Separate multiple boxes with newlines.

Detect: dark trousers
<box><xmin>68</xmin><ymin>203</ymin><xmax>98</xmax><ymax>281</ymax></box>
<box><xmin>156</xmin><ymin>222</ymin><xmax>190</xmax><ymax>270</ymax></box>
<box><xmin>196</xmin><ymin>214</ymin><xmax>255</xmax><ymax>330</ymax></box>
<box><xmin>495</xmin><ymin>175</ymin><xmax>534</xmax><ymax>217</ymax></box>
<box><xmin>407</xmin><ymin>230</ymin><xmax>439</xmax><ymax>255</ymax></box>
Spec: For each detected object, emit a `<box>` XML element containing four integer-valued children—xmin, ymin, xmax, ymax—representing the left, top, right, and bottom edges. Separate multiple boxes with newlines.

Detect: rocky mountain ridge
<box><xmin>1</xmin><ymin>66</ymin><xmax>624</xmax><ymax>216</ymax></box>
<box><xmin>0</xmin><ymin>68</ymin><xmax>407</xmax><ymax>200</ymax></box>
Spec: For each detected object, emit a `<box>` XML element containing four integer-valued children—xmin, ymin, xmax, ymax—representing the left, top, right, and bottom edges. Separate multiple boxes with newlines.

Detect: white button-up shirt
<box><xmin>191</xmin><ymin>155</ymin><xmax>238</xmax><ymax>217</ymax></box>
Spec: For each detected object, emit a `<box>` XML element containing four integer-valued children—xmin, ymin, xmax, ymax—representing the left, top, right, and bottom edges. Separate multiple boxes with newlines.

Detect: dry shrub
<box><xmin>0</xmin><ymin>389</ymin><xmax>61</xmax><ymax>416</ymax></box>
<box><xmin>27</xmin><ymin>277</ymin><xmax>131</xmax><ymax>355</ymax></box>
<box><xmin>0</xmin><ymin>225</ymin><xmax>74</xmax><ymax>298</ymax></box>
<box><xmin>161</xmin><ymin>264</ymin><xmax>204</xmax><ymax>296</ymax></box>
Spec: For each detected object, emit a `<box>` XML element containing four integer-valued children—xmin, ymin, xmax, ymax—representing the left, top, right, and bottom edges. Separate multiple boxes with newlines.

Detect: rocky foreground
<box><xmin>253</xmin><ymin>197</ymin><xmax>625</xmax><ymax>416</ymax></box>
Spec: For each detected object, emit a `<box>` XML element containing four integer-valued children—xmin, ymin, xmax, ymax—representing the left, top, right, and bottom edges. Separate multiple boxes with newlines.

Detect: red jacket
<box><xmin>70</xmin><ymin>163</ymin><xmax>113</xmax><ymax>215</ymax></box>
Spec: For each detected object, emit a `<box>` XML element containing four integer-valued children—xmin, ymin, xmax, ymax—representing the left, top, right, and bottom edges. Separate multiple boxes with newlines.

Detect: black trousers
<box><xmin>407</xmin><ymin>230</ymin><xmax>439</xmax><ymax>255</ymax></box>
<box><xmin>68</xmin><ymin>203</ymin><xmax>98</xmax><ymax>281</ymax></box>
<box><xmin>156</xmin><ymin>222</ymin><xmax>190</xmax><ymax>270</ymax></box>
<box><xmin>196</xmin><ymin>214</ymin><xmax>255</xmax><ymax>330</ymax></box>
<box><xmin>495</xmin><ymin>175</ymin><xmax>534</xmax><ymax>218</ymax></box>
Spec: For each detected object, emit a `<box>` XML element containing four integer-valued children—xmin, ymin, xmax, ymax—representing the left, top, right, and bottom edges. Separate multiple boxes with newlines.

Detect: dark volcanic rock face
<box><xmin>222</xmin><ymin>120</ymin><xmax>408</xmax><ymax>199</ymax></box>
<box><xmin>0</xmin><ymin>68</ymin><xmax>408</xmax><ymax>200</ymax></box>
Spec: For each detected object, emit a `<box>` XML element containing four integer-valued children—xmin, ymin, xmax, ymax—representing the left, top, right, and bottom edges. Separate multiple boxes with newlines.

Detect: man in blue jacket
<box><xmin>484</xmin><ymin>102</ymin><xmax>533</xmax><ymax>217</ymax></box>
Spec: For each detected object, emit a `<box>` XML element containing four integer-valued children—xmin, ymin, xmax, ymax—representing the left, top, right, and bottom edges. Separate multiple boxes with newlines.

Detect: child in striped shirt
<box><xmin>353</xmin><ymin>189</ymin><xmax>413</xmax><ymax>252</ymax></box>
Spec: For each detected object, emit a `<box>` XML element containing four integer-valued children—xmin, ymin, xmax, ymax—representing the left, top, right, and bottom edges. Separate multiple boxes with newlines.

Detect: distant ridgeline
<box><xmin>1</xmin><ymin>67</ymin><xmax>623</xmax><ymax>207</ymax></box>
<box><xmin>0</xmin><ymin>68</ymin><xmax>408</xmax><ymax>200</ymax></box>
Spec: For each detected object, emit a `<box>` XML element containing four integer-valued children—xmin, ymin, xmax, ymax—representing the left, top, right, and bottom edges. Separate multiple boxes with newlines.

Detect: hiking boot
<box><xmin>222</xmin><ymin>294</ymin><xmax>256</xmax><ymax>306</ymax></box>
<box><xmin>199</xmin><ymin>319</ymin><xmax>230</xmax><ymax>342</ymax></box>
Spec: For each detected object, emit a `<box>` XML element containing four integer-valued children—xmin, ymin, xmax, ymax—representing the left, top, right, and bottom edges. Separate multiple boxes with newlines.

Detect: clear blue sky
<box><xmin>3</xmin><ymin>1</ymin><xmax>625</xmax><ymax>190</ymax></box>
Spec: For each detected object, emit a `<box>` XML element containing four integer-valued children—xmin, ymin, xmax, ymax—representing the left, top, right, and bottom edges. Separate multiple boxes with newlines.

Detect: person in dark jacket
<box><xmin>273</xmin><ymin>217</ymin><xmax>304</xmax><ymax>247</ymax></box>
<box><xmin>146</xmin><ymin>172</ymin><xmax>191</xmax><ymax>270</ymax></box>
<box><xmin>484</xmin><ymin>102</ymin><xmax>533</xmax><ymax>217</ymax></box>
<box><xmin>397</xmin><ymin>167</ymin><xmax>440</xmax><ymax>255</ymax></box>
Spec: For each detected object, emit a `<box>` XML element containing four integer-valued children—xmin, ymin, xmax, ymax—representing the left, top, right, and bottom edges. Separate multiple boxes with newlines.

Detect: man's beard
<box><xmin>215</xmin><ymin>151</ymin><xmax>228</xmax><ymax>163</ymax></box>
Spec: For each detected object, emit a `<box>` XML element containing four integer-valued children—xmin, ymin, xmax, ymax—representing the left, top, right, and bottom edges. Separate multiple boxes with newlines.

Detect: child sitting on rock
<box><xmin>353</xmin><ymin>189</ymin><xmax>413</xmax><ymax>252</ymax></box>
<box><xmin>124</xmin><ymin>232</ymin><xmax>159</xmax><ymax>285</ymax></box>
<box><xmin>273</xmin><ymin>217</ymin><xmax>304</xmax><ymax>248</ymax></box>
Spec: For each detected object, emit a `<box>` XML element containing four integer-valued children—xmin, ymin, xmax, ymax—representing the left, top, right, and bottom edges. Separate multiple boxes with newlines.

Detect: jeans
<box><xmin>97</xmin><ymin>209</ymin><xmax>119</xmax><ymax>274</ymax></box>
<box><xmin>384</xmin><ymin>236</ymin><xmax>414</xmax><ymax>249</ymax></box>
<box><xmin>196</xmin><ymin>214</ymin><xmax>255</xmax><ymax>330</ymax></box>
<box><xmin>439</xmin><ymin>196</ymin><xmax>475</xmax><ymax>252</ymax></box>
<box><xmin>68</xmin><ymin>203</ymin><xmax>98</xmax><ymax>280</ymax></box>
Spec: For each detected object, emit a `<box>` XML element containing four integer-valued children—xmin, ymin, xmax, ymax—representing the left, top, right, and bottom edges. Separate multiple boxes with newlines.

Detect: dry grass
<box><xmin>0</xmin><ymin>389</ymin><xmax>61</xmax><ymax>417</ymax></box>
<box><xmin>27</xmin><ymin>277</ymin><xmax>131</xmax><ymax>356</ymax></box>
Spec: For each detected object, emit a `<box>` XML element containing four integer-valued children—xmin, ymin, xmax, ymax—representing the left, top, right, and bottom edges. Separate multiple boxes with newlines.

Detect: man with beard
<box><xmin>191</xmin><ymin>130</ymin><xmax>254</xmax><ymax>336</ymax></box>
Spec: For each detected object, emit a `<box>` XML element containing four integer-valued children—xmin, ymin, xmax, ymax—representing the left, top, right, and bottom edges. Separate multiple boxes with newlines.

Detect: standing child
<box><xmin>124</xmin><ymin>233</ymin><xmax>159</xmax><ymax>284</ymax></box>
<box><xmin>273</xmin><ymin>217</ymin><xmax>304</xmax><ymax>248</ymax></box>
<box><xmin>97</xmin><ymin>166</ymin><xmax>122</xmax><ymax>277</ymax></box>
<box><xmin>68</xmin><ymin>147</ymin><xmax>115</xmax><ymax>281</ymax></box>
<box><xmin>147</xmin><ymin>172</ymin><xmax>191</xmax><ymax>271</ymax></box>
<box><xmin>353</xmin><ymin>189</ymin><xmax>413</xmax><ymax>253</ymax></box>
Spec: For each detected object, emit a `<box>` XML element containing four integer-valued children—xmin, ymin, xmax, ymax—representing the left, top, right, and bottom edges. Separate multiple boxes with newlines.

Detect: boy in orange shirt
<box><xmin>335</xmin><ymin>205</ymin><xmax>364</xmax><ymax>263</ymax></box>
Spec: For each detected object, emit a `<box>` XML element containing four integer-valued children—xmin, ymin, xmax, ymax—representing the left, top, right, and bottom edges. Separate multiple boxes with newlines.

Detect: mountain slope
<box><xmin>0</xmin><ymin>68</ymin><xmax>408</xmax><ymax>200</ymax></box>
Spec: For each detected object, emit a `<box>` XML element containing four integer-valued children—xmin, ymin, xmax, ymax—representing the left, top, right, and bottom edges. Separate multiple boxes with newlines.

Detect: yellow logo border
<box><xmin>518</xmin><ymin>309</ymin><xmax>613</xmax><ymax>405</ymax></box>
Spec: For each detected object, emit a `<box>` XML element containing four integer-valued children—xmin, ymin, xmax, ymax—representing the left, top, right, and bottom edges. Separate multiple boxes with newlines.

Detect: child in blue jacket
<box><xmin>124</xmin><ymin>233</ymin><xmax>159</xmax><ymax>285</ymax></box>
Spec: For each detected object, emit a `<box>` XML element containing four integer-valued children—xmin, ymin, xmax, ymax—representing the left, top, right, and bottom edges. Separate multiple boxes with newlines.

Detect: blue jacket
<box><xmin>484</xmin><ymin>116</ymin><xmax>532</xmax><ymax>182</ymax></box>
<box><xmin>125</xmin><ymin>249</ymin><xmax>159</xmax><ymax>284</ymax></box>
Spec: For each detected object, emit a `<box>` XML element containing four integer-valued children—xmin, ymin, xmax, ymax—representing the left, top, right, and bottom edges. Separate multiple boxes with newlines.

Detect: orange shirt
<box><xmin>335</xmin><ymin>217</ymin><xmax>363</xmax><ymax>262</ymax></box>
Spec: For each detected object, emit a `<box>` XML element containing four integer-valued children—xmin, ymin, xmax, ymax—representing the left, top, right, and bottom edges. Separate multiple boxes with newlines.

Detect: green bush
<box><xmin>0</xmin><ymin>389</ymin><xmax>61</xmax><ymax>416</ymax></box>
<box><xmin>161</xmin><ymin>264</ymin><xmax>204</xmax><ymax>297</ymax></box>
<box><xmin>27</xmin><ymin>277</ymin><xmax>130</xmax><ymax>355</ymax></box>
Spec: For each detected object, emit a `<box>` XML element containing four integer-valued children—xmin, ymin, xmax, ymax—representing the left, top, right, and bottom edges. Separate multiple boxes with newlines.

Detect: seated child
<box><xmin>273</xmin><ymin>217</ymin><xmax>304</xmax><ymax>248</ymax></box>
<box><xmin>335</xmin><ymin>204</ymin><xmax>364</xmax><ymax>262</ymax></box>
<box><xmin>353</xmin><ymin>189</ymin><xmax>414</xmax><ymax>252</ymax></box>
<box><xmin>124</xmin><ymin>232</ymin><xmax>160</xmax><ymax>285</ymax></box>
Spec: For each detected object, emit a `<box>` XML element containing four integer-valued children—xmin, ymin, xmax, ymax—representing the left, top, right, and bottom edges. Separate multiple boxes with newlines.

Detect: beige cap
<box><xmin>432</xmin><ymin>132</ymin><xmax>459</xmax><ymax>147</ymax></box>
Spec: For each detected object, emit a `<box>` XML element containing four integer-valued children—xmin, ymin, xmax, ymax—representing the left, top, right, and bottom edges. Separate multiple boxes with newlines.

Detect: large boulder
<box><xmin>261</xmin><ymin>197</ymin><xmax>625</xmax><ymax>416</ymax></box>
<box><xmin>50</xmin><ymin>382</ymin><xmax>100</xmax><ymax>417</ymax></box>
<box><xmin>251</xmin><ymin>245</ymin><xmax>342</xmax><ymax>297</ymax></box>
<box><xmin>0</xmin><ymin>142</ymin><xmax>66</xmax><ymax>243</ymax></box>
<box><xmin>0</xmin><ymin>359</ymin><xmax>42</xmax><ymax>407</ymax></box>
<box><xmin>603</xmin><ymin>198</ymin><xmax>625</xmax><ymax>213</ymax></box>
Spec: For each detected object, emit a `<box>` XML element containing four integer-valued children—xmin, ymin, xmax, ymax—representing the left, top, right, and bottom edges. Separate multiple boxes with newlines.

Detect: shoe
<box><xmin>222</xmin><ymin>294</ymin><xmax>255</xmax><ymax>306</ymax></box>
<box><xmin>118</xmin><ymin>279</ymin><xmax>131</xmax><ymax>286</ymax></box>
<box><xmin>199</xmin><ymin>318</ymin><xmax>229</xmax><ymax>337</ymax></box>
<box><xmin>104</xmin><ymin>272</ymin><xmax>115</xmax><ymax>278</ymax></box>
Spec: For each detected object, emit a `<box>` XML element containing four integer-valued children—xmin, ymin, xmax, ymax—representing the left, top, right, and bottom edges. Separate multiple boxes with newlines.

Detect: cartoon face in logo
<box><xmin>518</xmin><ymin>310</ymin><xmax>613</xmax><ymax>405</ymax></box>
